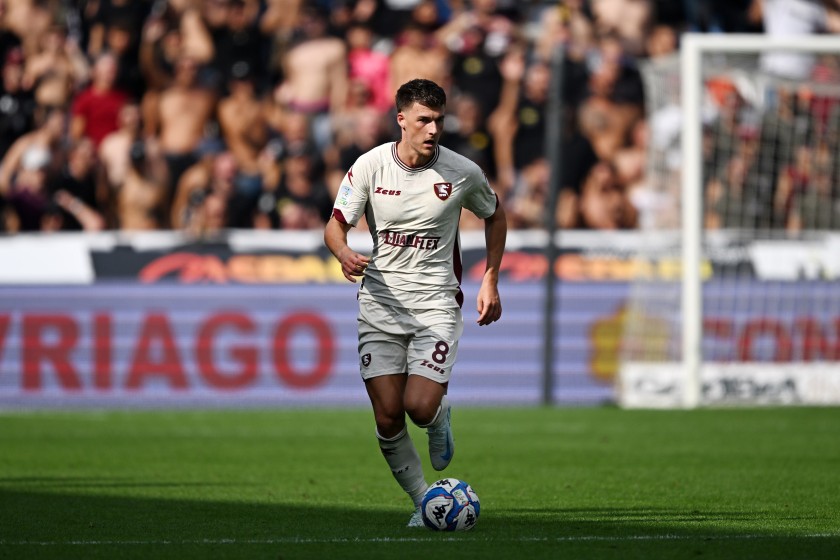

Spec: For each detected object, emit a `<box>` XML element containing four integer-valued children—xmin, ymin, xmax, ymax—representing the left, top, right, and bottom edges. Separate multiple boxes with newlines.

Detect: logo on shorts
<box><xmin>361</xmin><ymin>353</ymin><xmax>372</xmax><ymax>367</ymax></box>
<box><xmin>433</xmin><ymin>182</ymin><xmax>452</xmax><ymax>201</ymax></box>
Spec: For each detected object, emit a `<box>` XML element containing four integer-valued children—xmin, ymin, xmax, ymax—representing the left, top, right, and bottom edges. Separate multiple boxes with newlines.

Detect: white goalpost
<box><xmin>618</xmin><ymin>33</ymin><xmax>840</xmax><ymax>408</ymax></box>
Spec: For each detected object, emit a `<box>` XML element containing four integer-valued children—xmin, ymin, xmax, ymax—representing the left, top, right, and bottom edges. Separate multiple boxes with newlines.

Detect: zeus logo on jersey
<box><xmin>380</xmin><ymin>231</ymin><xmax>441</xmax><ymax>250</ymax></box>
<box><xmin>374</xmin><ymin>186</ymin><xmax>401</xmax><ymax>196</ymax></box>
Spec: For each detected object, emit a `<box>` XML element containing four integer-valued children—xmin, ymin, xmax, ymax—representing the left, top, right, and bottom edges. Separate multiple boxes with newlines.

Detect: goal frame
<box><xmin>680</xmin><ymin>33</ymin><xmax>840</xmax><ymax>408</ymax></box>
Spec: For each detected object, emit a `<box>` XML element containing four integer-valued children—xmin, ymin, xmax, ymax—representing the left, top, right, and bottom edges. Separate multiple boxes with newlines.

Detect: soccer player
<box><xmin>324</xmin><ymin>78</ymin><xmax>507</xmax><ymax>527</ymax></box>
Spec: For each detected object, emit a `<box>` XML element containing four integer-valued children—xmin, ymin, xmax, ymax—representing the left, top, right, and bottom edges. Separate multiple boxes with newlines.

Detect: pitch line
<box><xmin>2</xmin><ymin>534</ymin><xmax>838</xmax><ymax>546</ymax></box>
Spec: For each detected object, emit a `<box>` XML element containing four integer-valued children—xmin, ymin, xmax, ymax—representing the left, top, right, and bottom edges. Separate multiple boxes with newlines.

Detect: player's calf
<box><xmin>421</xmin><ymin>396</ymin><xmax>454</xmax><ymax>471</ymax></box>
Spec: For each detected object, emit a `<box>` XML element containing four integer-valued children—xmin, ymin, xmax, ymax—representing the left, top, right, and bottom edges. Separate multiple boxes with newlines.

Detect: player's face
<box><xmin>398</xmin><ymin>102</ymin><xmax>445</xmax><ymax>164</ymax></box>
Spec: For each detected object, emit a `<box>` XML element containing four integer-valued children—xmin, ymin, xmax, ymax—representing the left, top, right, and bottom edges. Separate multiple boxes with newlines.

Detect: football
<box><xmin>421</xmin><ymin>478</ymin><xmax>480</xmax><ymax>531</ymax></box>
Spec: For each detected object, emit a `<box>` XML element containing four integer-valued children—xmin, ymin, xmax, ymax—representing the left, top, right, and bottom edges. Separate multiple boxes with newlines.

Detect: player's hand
<box><xmin>476</xmin><ymin>284</ymin><xmax>502</xmax><ymax>326</ymax></box>
<box><xmin>338</xmin><ymin>247</ymin><xmax>370</xmax><ymax>283</ymax></box>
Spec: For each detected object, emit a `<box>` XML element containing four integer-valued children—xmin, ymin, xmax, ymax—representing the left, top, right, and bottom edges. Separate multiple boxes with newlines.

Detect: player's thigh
<box><xmin>365</xmin><ymin>373</ymin><xmax>408</xmax><ymax>430</ymax></box>
<box><xmin>358</xmin><ymin>300</ymin><xmax>410</xmax><ymax>379</ymax></box>
<box><xmin>407</xmin><ymin>306</ymin><xmax>463</xmax><ymax>384</ymax></box>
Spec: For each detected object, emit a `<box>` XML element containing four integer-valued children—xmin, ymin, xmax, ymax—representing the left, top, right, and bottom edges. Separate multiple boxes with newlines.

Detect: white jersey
<box><xmin>332</xmin><ymin>142</ymin><xmax>498</xmax><ymax>310</ymax></box>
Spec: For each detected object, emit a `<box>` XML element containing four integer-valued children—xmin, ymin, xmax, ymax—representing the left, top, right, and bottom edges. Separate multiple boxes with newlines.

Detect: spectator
<box><xmin>269</xmin><ymin>141</ymin><xmax>332</xmax><ymax>229</ymax></box>
<box><xmin>116</xmin><ymin>137</ymin><xmax>168</xmax><ymax>231</ymax></box>
<box><xmin>218</xmin><ymin>63</ymin><xmax>269</xmax><ymax>182</ymax></box>
<box><xmin>787</xmin><ymin>140</ymin><xmax>840</xmax><ymax>230</ymax></box>
<box><xmin>488</xmin><ymin>48</ymin><xmax>549</xmax><ymax>195</ymax></box>
<box><xmin>99</xmin><ymin>102</ymin><xmax>143</xmax><ymax>196</ymax></box>
<box><xmin>388</xmin><ymin>21</ymin><xmax>450</xmax><ymax>105</ymax></box>
<box><xmin>0</xmin><ymin>0</ymin><xmax>22</xmax><ymax>68</ymax></box>
<box><xmin>0</xmin><ymin>48</ymin><xmax>36</xmax><ymax>158</ymax></box>
<box><xmin>209</xmin><ymin>0</ymin><xmax>270</xmax><ymax>93</ymax></box>
<box><xmin>590</xmin><ymin>0</ymin><xmax>654</xmax><ymax>56</ymax></box>
<box><xmin>436</xmin><ymin>0</ymin><xmax>514</xmax><ymax>119</ymax></box>
<box><xmin>0</xmin><ymin>106</ymin><xmax>66</xmax><ymax>203</ymax></box>
<box><xmin>445</xmin><ymin>93</ymin><xmax>496</xmax><ymax>180</ymax></box>
<box><xmin>276</xmin><ymin>5</ymin><xmax>348</xmax><ymax>150</ymax></box>
<box><xmin>70</xmin><ymin>51</ymin><xmax>129</xmax><ymax>148</ymax></box>
<box><xmin>683</xmin><ymin>0</ymin><xmax>762</xmax><ymax>33</ymax></box>
<box><xmin>2</xmin><ymin>137</ymin><xmax>51</xmax><ymax>232</ymax></box>
<box><xmin>577</xmin><ymin>37</ymin><xmax>644</xmax><ymax>163</ymax></box>
<box><xmin>572</xmin><ymin>160</ymin><xmax>637</xmax><ymax>230</ymax></box>
<box><xmin>173</xmin><ymin>150</ymin><xmax>240</xmax><ymax>237</ymax></box>
<box><xmin>22</xmin><ymin>20</ymin><xmax>90</xmax><ymax>108</ymax></box>
<box><xmin>85</xmin><ymin>0</ymin><xmax>149</xmax><ymax>58</ymax></box>
<box><xmin>346</xmin><ymin>21</ymin><xmax>391</xmax><ymax>113</ymax></box>
<box><xmin>705</xmin><ymin>154</ymin><xmax>751</xmax><ymax>229</ymax></box>
<box><xmin>760</xmin><ymin>0</ymin><xmax>830</xmax><ymax>80</ymax></box>
<box><xmin>507</xmin><ymin>157</ymin><xmax>551</xmax><ymax>230</ymax></box>
<box><xmin>147</xmin><ymin>54</ymin><xmax>217</xmax><ymax>207</ymax></box>
<box><xmin>53</xmin><ymin>137</ymin><xmax>105</xmax><ymax>231</ymax></box>
<box><xmin>328</xmin><ymin>103</ymin><xmax>389</xmax><ymax>200</ymax></box>
<box><xmin>3</xmin><ymin>0</ymin><xmax>838</xmax><ymax>235</ymax></box>
<box><xmin>3</xmin><ymin>0</ymin><xmax>54</xmax><ymax>60</ymax></box>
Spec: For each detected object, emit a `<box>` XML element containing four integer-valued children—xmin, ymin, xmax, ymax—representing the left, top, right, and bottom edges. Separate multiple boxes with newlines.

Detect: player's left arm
<box><xmin>476</xmin><ymin>203</ymin><xmax>507</xmax><ymax>326</ymax></box>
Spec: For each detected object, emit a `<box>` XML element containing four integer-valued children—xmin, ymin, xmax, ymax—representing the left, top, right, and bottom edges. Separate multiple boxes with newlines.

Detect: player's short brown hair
<box><xmin>395</xmin><ymin>79</ymin><xmax>446</xmax><ymax>112</ymax></box>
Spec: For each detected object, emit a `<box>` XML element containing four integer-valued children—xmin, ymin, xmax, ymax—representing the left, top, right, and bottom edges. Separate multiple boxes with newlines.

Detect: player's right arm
<box><xmin>325</xmin><ymin>154</ymin><xmax>376</xmax><ymax>282</ymax></box>
<box><xmin>324</xmin><ymin>217</ymin><xmax>369</xmax><ymax>283</ymax></box>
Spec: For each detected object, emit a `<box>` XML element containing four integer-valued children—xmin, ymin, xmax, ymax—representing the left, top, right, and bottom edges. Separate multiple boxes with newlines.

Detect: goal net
<box><xmin>618</xmin><ymin>34</ymin><xmax>840</xmax><ymax>408</ymax></box>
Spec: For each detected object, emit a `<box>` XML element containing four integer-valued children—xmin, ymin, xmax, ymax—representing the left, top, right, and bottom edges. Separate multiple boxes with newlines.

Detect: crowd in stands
<box><xmin>0</xmin><ymin>0</ymin><xmax>838</xmax><ymax>235</ymax></box>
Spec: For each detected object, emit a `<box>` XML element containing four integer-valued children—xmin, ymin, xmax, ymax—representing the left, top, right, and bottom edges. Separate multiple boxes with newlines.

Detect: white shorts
<box><xmin>357</xmin><ymin>298</ymin><xmax>463</xmax><ymax>383</ymax></box>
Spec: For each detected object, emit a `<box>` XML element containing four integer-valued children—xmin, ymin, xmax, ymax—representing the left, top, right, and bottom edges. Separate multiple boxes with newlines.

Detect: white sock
<box><xmin>418</xmin><ymin>395</ymin><xmax>449</xmax><ymax>430</ymax></box>
<box><xmin>377</xmin><ymin>426</ymin><xmax>429</xmax><ymax>507</ymax></box>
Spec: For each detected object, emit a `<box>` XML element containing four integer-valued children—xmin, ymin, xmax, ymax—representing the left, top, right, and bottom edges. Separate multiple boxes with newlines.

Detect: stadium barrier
<box><xmin>1</xmin><ymin>230</ymin><xmax>838</xmax><ymax>408</ymax></box>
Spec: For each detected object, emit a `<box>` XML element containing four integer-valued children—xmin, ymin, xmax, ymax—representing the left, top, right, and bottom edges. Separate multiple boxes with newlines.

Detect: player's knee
<box><xmin>374</xmin><ymin>403</ymin><xmax>406</xmax><ymax>437</ymax></box>
<box><xmin>404</xmin><ymin>395</ymin><xmax>438</xmax><ymax>427</ymax></box>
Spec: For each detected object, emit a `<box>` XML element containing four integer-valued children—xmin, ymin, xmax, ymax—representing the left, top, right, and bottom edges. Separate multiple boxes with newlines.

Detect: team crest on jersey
<box><xmin>361</xmin><ymin>353</ymin><xmax>372</xmax><ymax>367</ymax></box>
<box><xmin>433</xmin><ymin>182</ymin><xmax>453</xmax><ymax>200</ymax></box>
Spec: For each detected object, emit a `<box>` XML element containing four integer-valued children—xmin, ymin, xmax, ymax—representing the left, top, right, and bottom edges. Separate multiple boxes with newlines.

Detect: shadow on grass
<box><xmin>1</xmin><ymin>484</ymin><xmax>838</xmax><ymax>560</ymax></box>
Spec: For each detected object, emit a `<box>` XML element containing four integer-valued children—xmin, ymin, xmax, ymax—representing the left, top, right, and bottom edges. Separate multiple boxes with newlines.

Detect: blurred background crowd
<box><xmin>0</xmin><ymin>0</ymin><xmax>839</xmax><ymax>236</ymax></box>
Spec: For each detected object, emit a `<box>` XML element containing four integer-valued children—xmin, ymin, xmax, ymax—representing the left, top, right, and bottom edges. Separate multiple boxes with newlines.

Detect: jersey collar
<box><xmin>392</xmin><ymin>141</ymin><xmax>439</xmax><ymax>173</ymax></box>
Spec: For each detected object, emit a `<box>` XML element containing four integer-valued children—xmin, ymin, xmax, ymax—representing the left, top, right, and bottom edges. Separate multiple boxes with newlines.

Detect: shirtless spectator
<box><xmin>70</xmin><ymin>52</ymin><xmax>129</xmax><ymax>148</ymax></box>
<box><xmin>23</xmin><ymin>24</ymin><xmax>90</xmax><ymax>107</ymax></box>
<box><xmin>98</xmin><ymin>102</ymin><xmax>142</xmax><ymax>225</ymax></box>
<box><xmin>259</xmin><ymin>0</ymin><xmax>304</xmax><ymax>83</ymax></box>
<box><xmin>218</xmin><ymin>64</ymin><xmax>268</xmax><ymax>181</ymax></box>
<box><xmin>147</xmin><ymin>55</ymin><xmax>216</xmax><ymax>210</ymax></box>
<box><xmin>99</xmin><ymin>103</ymin><xmax>142</xmax><ymax>190</ymax></box>
<box><xmin>21</xmin><ymin>21</ymin><xmax>89</xmax><ymax>108</ymax></box>
<box><xmin>3</xmin><ymin>0</ymin><xmax>54</xmax><ymax>59</ymax></box>
<box><xmin>116</xmin><ymin>138</ymin><xmax>168</xmax><ymax>231</ymax></box>
<box><xmin>590</xmin><ymin>0</ymin><xmax>654</xmax><ymax>56</ymax></box>
<box><xmin>276</xmin><ymin>5</ymin><xmax>347</xmax><ymax>149</ymax></box>
<box><xmin>0</xmin><ymin>0</ymin><xmax>23</xmax><ymax>67</ymax></box>
<box><xmin>389</xmin><ymin>22</ymin><xmax>450</xmax><ymax>102</ymax></box>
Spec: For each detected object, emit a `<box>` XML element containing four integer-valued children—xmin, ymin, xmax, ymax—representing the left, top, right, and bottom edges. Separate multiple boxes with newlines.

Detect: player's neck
<box><xmin>395</xmin><ymin>140</ymin><xmax>434</xmax><ymax>169</ymax></box>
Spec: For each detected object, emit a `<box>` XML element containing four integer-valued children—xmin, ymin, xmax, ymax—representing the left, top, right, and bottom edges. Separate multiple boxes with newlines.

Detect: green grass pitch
<box><xmin>1</xmin><ymin>406</ymin><xmax>839</xmax><ymax>559</ymax></box>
